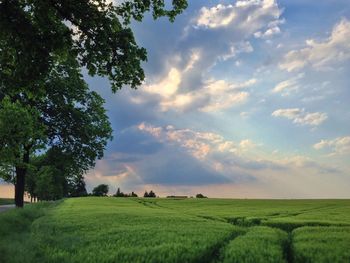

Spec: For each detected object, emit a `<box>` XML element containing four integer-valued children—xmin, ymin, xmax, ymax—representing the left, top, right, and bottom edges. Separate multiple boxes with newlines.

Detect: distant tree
<box><xmin>196</xmin><ymin>193</ymin><xmax>207</xmax><ymax>198</ymax></box>
<box><xmin>114</xmin><ymin>187</ymin><xmax>125</xmax><ymax>197</ymax></box>
<box><xmin>145</xmin><ymin>190</ymin><xmax>156</xmax><ymax>198</ymax></box>
<box><xmin>92</xmin><ymin>184</ymin><xmax>109</xmax><ymax>197</ymax></box>
<box><xmin>131</xmin><ymin>192</ymin><xmax>138</xmax><ymax>197</ymax></box>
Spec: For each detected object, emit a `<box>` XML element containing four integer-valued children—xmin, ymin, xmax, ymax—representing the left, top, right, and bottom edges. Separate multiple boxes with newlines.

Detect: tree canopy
<box><xmin>0</xmin><ymin>57</ymin><xmax>113</xmax><ymax>206</ymax></box>
<box><xmin>0</xmin><ymin>0</ymin><xmax>188</xmax><ymax>93</ymax></box>
<box><xmin>92</xmin><ymin>184</ymin><xmax>109</xmax><ymax>196</ymax></box>
<box><xmin>0</xmin><ymin>0</ymin><xmax>187</xmax><ymax>207</ymax></box>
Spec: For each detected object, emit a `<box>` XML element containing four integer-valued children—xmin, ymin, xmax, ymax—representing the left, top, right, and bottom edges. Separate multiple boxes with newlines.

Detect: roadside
<box><xmin>0</xmin><ymin>204</ymin><xmax>15</xmax><ymax>213</ymax></box>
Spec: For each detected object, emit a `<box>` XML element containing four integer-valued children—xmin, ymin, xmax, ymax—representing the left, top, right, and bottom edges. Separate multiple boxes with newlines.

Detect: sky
<box><xmin>1</xmin><ymin>0</ymin><xmax>350</xmax><ymax>198</ymax></box>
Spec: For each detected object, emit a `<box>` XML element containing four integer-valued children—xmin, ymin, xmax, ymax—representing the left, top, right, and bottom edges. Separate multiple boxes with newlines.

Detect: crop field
<box><xmin>0</xmin><ymin>198</ymin><xmax>349</xmax><ymax>263</ymax></box>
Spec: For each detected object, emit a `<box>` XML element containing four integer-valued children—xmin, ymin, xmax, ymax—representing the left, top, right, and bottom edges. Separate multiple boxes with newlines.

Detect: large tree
<box><xmin>0</xmin><ymin>58</ymin><xmax>113</xmax><ymax>207</ymax></box>
<box><xmin>0</xmin><ymin>0</ymin><xmax>187</xmax><ymax>207</ymax></box>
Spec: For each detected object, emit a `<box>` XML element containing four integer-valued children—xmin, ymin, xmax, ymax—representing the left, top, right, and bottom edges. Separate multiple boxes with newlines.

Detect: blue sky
<box><xmin>1</xmin><ymin>0</ymin><xmax>349</xmax><ymax>198</ymax></box>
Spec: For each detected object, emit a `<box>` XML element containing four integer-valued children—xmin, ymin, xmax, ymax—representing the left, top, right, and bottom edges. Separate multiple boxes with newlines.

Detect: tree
<box><xmin>196</xmin><ymin>193</ymin><xmax>207</xmax><ymax>198</ymax></box>
<box><xmin>68</xmin><ymin>174</ymin><xmax>88</xmax><ymax>198</ymax></box>
<box><xmin>34</xmin><ymin>166</ymin><xmax>64</xmax><ymax>201</ymax></box>
<box><xmin>0</xmin><ymin>58</ymin><xmax>113</xmax><ymax>207</ymax></box>
<box><xmin>114</xmin><ymin>187</ymin><xmax>125</xmax><ymax>197</ymax></box>
<box><xmin>0</xmin><ymin>0</ymin><xmax>188</xmax><ymax>93</ymax></box>
<box><xmin>92</xmin><ymin>184</ymin><xmax>109</xmax><ymax>197</ymax></box>
<box><xmin>0</xmin><ymin>97</ymin><xmax>46</xmax><ymax>206</ymax></box>
<box><xmin>0</xmin><ymin>1</ymin><xmax>187</xmax><ymax>207</ymax></box>
<box><xmin>148</xmin><ymin>190</ymin><xmax>156</xmax><ymax>198</ymax></box>
<box><xmin>144</xmin><ymin>190</ymin><xmax>156</xmax><ymax>198</ymax></box>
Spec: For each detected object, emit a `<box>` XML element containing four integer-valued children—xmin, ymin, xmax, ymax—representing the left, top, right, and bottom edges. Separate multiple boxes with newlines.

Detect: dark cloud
<box><xmin>134</xmin><ymin>145</ymin><xmax>231</xmax><ymax>185</ymax></box>
<box><xmin>107</xmin><ymin>126</ymin><xmax>163</xmax><ymax>155</ymax></box>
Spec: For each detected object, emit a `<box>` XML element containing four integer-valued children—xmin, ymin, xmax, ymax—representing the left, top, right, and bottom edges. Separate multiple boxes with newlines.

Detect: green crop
<box><xmin>0</xmin><ymin>197</ymin><xmax>349</xmax><ymax>263</ymax></box>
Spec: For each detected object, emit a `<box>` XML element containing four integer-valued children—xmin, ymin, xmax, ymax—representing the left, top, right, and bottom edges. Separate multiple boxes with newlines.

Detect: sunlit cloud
<box><xmin>272</xmin><ymin>108</ymin><xmax>328</xmax><ymax>126</ymax></box>
<box><xmin>280</xmin><ymin>18</ymin><xmax>350</xmax><ymax>72</ymax></box>
<box><xmin>314</xmin><ymin>136</ymin><xmax>350</xmax><ymax>156</ymax></box>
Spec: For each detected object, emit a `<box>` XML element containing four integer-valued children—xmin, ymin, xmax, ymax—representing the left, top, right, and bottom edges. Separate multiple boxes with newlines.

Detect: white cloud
<box><xmin>196</xmin><ymin>4</ymin><xmax>237</xmax><ymax>29</ymax></box>
<box><xmin>280</xmin><ymin>18</ymin><xmax>350</xmax><ymax>72</ymax></box>
<box><xmin>137</xmin><ymin>123</ymin><xmax>259</xmax><ymax>162</ymax></box>
<box><xmin>144</xmin><ymin>67</ymin><xmax>256</xmax><ymax>112</ymax></box>
<box><xmin>254</xmin><ymin>19</ymin><xmax>284</xmax><ymax>39</ymax></box>
<box><xmin>272</xmin><ymin>108</ymin><xmax>328</xmax><ymax>126</ymax></box>
<box><xmin>196</xmin><ymin>0</ymin><xmax>281</xmax><ymax>31</ymax></box>
<box><xmin>272</xmin><ymin>73</ymin><xmax>304</xmax><ymax>96</ymax></box>
<box><xmin>220</xmin><ymin>41</ymin><xmax>254</xmax><ymax>61</ymax></box>
<box><xmin>144</xmin><ymin>67</ymin><xmax>181</xmax><ymax>97</ymax></box>
<box><xmin>314</xmin><ymin>136</ymin><xmax>350</xmax><ymax>155</ymax></box>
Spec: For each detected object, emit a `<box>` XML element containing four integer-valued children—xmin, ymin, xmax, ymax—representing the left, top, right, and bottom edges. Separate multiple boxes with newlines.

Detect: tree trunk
<box><xmin>15</xmin><ymin>167</ymin><xmax>25</xmax><ymax>207</ymax></box>
<box><xmin>14</xmin><ymin>149</ymin><xmax>30</xmax><ymax>208</ymax></box>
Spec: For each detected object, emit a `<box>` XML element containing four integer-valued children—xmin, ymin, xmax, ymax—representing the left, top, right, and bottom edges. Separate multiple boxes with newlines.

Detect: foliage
<box><xmin>0</xmin><ymin>57</ymin><xmax>113</xmax><ymax>206</ymax></box>
<box><xmin>68</xmin><ymin>174</ymin><xmax>88</xmax><ymax>198</ymax></box>
<box><xmin>113</xmin><ymin>187</ymin><xmax>138</xmax><ymax>197</ymax></box>
<box><xmin>92</xmin><ymin>184</ymin><xmax>109</xmax><ymax>196</ymax></box>
<box><xmin>0</xmin><ymin>0</ymin><xmax>186</xmax><ymax>207</ymax></box>
<box><xmin>34</xmin><ymin>166</ymin><xmax>65</xmax><ymax>201</ymax></box>
<box><xmin>144</xmin><ymin>190</ymin><xmax>156</xmax><ymax>198</ymax></box>
<box><xmin>0</xmin><ymin>0</ymin><xmax>188</xmax><ymax>93</ymax></box>
<box><xmin>196</xmin><ymin>193</ymin><xmax>207</xmax><ymax>198</ymax></box>
<box><xmin>0</xmin><ymin>97</ymin><xmax>45</xmax><ymax>183</ymax></box>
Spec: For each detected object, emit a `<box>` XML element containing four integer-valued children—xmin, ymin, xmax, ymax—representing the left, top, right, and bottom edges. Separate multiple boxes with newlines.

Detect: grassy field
<box><xmin>0</xmin><ymin>198</ymin><xmax>349</xmax><ymax>263</ymax></box>
<box><xmin>0</xmin><ymin>198</ymin><xmax>14</xmax><ymax>205</ymax></box>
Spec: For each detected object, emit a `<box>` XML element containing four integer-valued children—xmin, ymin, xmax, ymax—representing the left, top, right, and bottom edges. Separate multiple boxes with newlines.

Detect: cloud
<box><xmin>272</xmin><ymin>73</ymin><xmax>304</xmax><ymax>96</ymax></box>
<box><xmin>272</xmin><ymin>108</ymin><xmax>328</xmax><ymax>126</ymax></box>
<box><xmin>137</xmin><ymin>122</ymin><xmax>284</xmax><ymax>176</ymax></box>
<box><xmin>254</xmin><ymin>18</ymin><xmax>285</xmax><ymax>39</ymax></box>
<box><xmin>144</xmin><ymin>67</ymin><xmax>181</xmax><ymax>97</ymax></box>
<box><xmin>195</xmin><ymin>0</ymin><xmax>281</xmax><ymax>30</ymax></box>
<box><xmin>280</xmin><ymin>18</ymin><xmax>350</xmax><ymax>71</ymax></box>
<box><xmin>196</xmin><ymin>4</ymin><xmax>237</xmax><ymax>29</ymax></box>
<box><xmin>314</xmin><ymin>136</ymin><xmax>350</xmax><ymax>155</ymax></box>
<box><xmin>143</xmin><ymin>67</ymin><xmax>256</xmax><ymax>112</ymax></box>
<box><xmin>129</xmin><ymin>0</ymin><xmax>283</xmax><ymax>113</ymax></box>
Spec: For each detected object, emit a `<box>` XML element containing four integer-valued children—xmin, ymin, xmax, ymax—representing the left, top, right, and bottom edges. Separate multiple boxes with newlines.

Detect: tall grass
<box><xmin>222</xmin><ymin>226</ymin><xmax>288</xmax><ymax>263</ymax></box>
<box><xmin>0</xmin><ymin>202</ymin><xmax>58</xmax><ymax>263</ymax></box>
<box><xmin>292</xmin><ymin>226</ymin><xmax>350</xmax><ymax>263</ymax></box>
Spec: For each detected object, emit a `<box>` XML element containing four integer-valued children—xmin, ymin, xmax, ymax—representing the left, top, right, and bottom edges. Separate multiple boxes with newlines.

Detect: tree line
<box><xmin>91</xmin><ymin>184</ymin><xmax>157</xmax><ymax>198</ymax></box>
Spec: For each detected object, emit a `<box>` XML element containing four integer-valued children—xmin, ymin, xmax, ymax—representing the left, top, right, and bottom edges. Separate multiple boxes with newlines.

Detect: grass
<box><xmin>0</xmin><ymin>198</ymin><xmax>349</xmax><ymax>263</ymax></box>
<box><xmin>0</xmin><ymin>198</ymin><xmax>14</xmax><ymax>205</ymax></box>
<box><xmin>222</xmin><ymin>226</ymin><xmax>288</xmax><ymax>263</ymax></box>
<box><xmin>292</xmin><ymin>226</ymin><xmax>350</xmax><ymax>263</ymax></box>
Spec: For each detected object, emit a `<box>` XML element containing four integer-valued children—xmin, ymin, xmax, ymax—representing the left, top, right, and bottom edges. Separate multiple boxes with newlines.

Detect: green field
<box><xmin>0</xmin><ymin>198</ymin><xmax>349</xmax><ymax>263</ymax></box>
